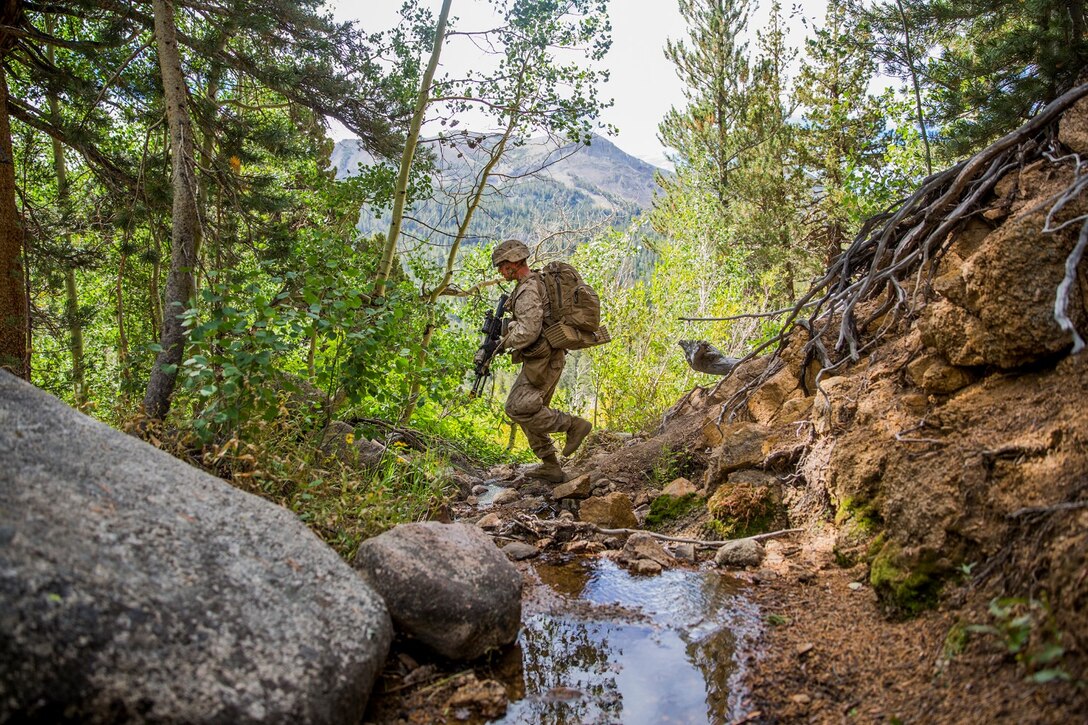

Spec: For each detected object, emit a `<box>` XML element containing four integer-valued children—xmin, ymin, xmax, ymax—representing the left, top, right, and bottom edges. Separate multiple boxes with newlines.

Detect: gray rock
<box><xmin>491</xmin><ymin>488</ymin><xmax>520</xmax><ymax>506</ymax></box>
<box><xmin>501</xmin><ymin>542</ymin><xmax>540</xmax><ymax>561</ymax></box>
<box><xmin>619</xmin><ymin>532</ymin><xmax>674</xmax><ymax>568</ymax></box>
<box><xmin>318</xmin><ymin>422</ymin><xmax>387</xmax><ymax>469</ymax></box>
<box><xmin>0</xmin><ymin>372</ymin><xmax>392</xmax><ymax>724</ymax></box>
<box><xmin>715</xmin><ymin>538</ymin><xmax>766</xmax><ymax>568</ymax></box>
<box><xmin>670</xmin><ymin>542</ymin><xmax>698</xmax><ymax>563</ymax></box>
<box><xmin>353</xmin><ymin>522</ymin><xmax>522</xmax><ymax>660</ymax></box>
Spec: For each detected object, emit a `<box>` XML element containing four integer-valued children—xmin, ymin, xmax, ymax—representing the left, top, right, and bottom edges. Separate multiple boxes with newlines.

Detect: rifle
<box><xmin>471</xmin><ymin>293</ymin><xmax>509</xmax><ymax>397</ymax></box>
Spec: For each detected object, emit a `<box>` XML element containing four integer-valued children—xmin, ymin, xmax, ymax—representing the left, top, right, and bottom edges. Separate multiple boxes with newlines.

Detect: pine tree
<box><xmin>796</xmin><ymin>0</ymin><xmax>886</xmax><ymax>263</ymax></box>
<box><xmin>859</xmin><ymin>0</ymin><xmax>1088</xmax><ymax>156</ymax></box>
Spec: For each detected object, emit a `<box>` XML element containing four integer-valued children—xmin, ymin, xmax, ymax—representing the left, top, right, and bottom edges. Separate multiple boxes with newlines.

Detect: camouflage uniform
<box><xmin>501</xmin><ymin>271</ymin><xmax>578</xmax><ymax>460</ymax></box>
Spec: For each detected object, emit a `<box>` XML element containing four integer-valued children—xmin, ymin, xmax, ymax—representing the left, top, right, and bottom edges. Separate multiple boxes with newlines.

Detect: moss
<box><xmin>834</xmin><ymin>495</ymin><xmax>883</xmax><ymax>533</ymax></box>
<box><xmin>645</xmin><ymin>493</ymin><xmax>700</xmax><ymax>529</ymax></box>
<box><xmin>707</xmin><ymin>484</ymin><xmax>780</xmax><ymax>538</ymax></box>
<box><xmin>942</xmin><ymin>622</ymin><xmax>969</xmax><ymax>661</ymax></box>
<box><xmin>832</xmin><ymin>547</ymin><xmax>856</xmax><ymax>568</ymax></box>
<box><xmin>869</xmin><ymin>539</ymin><xmax>945</xmax><ymax>618</ymax></box>
<box><xmin>865</xmin><ymin>531</ymin><xmax>888</xmax><ymax>562</ymax></box>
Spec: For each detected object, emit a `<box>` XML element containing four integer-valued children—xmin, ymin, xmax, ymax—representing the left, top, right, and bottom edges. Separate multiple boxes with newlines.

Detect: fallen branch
<box><xmin>508</xmin><ymin>512</ymin><xmax>803</xmax><ymax>550</ymax></box>
<box><xmin>588</xmin><ymin>524</ymin><xmax>804</xmax><ymax>549</ymax></box>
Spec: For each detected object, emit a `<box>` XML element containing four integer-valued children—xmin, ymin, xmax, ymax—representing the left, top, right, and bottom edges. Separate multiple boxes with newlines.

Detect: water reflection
<box><xmin>491</xmin><ymin>558</ymin><xmax>754</xmax><ymax>724</ymax></box>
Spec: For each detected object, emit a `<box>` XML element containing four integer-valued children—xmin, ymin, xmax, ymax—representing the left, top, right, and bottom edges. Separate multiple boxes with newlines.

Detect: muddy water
<box><xmin>486</xmin><ymin>556</ymin><xmax>758</xmax><ymax>724</ymax></box>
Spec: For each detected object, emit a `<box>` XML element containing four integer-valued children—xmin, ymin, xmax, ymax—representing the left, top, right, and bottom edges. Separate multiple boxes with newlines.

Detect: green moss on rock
<box><xmin>645</xmin><ymin>493</ymin><xmax>700</xmax><ymax>529</ymax></box>
<box><xmin>869</xmin><ymin>539</ymin><xmax>945</xmax><ymax>618</ymax></box>
<box><xmin>707</xmin><ymin>483</ymin><xmax>781</xmax><ymax>538</ymax></box>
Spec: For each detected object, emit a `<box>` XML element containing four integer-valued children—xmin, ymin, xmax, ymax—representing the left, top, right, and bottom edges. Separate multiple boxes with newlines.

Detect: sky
<box><xmin>327</xmin><ymin>1</ymin><xmax>828</xmax><ymax>169</ymax></box>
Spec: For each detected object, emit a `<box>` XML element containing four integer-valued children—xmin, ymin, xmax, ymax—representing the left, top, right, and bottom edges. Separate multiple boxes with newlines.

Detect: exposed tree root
<box><xmin>711</xmin><ymin>81</ymin><xmax>1088</xmax><ymax>421</ymax></box>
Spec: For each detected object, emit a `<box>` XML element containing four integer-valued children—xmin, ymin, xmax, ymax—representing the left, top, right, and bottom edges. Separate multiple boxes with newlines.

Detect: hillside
<box><xmin>331</xmin><ymin>134</ymin><xmax>663</xmax><ymax>250</ymax></box>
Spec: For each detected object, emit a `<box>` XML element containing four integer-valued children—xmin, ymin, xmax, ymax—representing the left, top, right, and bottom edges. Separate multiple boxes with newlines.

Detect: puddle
<box><xmin>485</xmin><ymin>557</ymin><xmax>759</xmax><ymax>724</ymax></box>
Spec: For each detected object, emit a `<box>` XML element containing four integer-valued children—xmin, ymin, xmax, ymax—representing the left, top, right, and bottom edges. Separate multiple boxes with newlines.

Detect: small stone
<box><xmin>620</xmin><ymin>532</ymin><xmax>673</xmax><ymax>568</ymax></box>
<box><xmin>475</xmin><ymin>513</ymin><xmax>502</xmax><ymax>529</ymax></box>
<box><xmin>670</xmin><ymin>543</ymin><xmax>697</xmax><ymax>563</ymax></box>
<box><xmin>465</xmin><ymin>496</ymin><xmax>478</xmax><ymax>506</ymax></box>
<box><xmin>714</xmin><ymin>538</ymin><xmax>765</xmax><ymax>568</ymax></box>
<box><xmin>661</xmin><ymin>477</ymin><xmax>697</xmax><ymax>498</ymax></box>
<box><xmin>847</xmin><ymin>581</ymin><xmax>864</xmax><ymax>591</ymax></box>
<box><xmin>552</xmin><ymin>475</ymin><xmax>593</xmax><ymax>500</ymax></box>
<box><xmin>501</xmin><ymin>541</ymin><xmax>540</xmax><ymax>561</ymax></box>
<box><xmin>472</xmin><ymin>485</ymin><xmax>488</xmax><ymax>495</ymax></box>
<box><xmin>796</xmin><ymin>643</ymin><xmax>814</xmax><ymax>657</ymax></box>
<box><xmin>631</xmin><ymin>559</ymin><xmax>663</xmax><ymax>575</ymax></box>
<box><xmin>790</xmin><ymin>694</ymin><xmax>811</xmax><ymax>705</ymax></box>
<box><xmin>491</xmin><ymin>488</ymin><xmax>519</xmax><ymax>506</ymax></box>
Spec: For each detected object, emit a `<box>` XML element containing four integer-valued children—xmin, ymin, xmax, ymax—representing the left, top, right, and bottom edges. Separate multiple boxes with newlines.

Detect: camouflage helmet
<box><xmin>491</xmin><ymin>238</ymin><xmax>530</xmax><ymax>267</ymax></box>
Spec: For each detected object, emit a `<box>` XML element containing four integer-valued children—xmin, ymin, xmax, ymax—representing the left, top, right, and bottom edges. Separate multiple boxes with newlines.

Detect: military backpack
<box><xmin>539</xmin><ymin>261</ymin><xmax>611</xmax><ymax>350</ymax></box>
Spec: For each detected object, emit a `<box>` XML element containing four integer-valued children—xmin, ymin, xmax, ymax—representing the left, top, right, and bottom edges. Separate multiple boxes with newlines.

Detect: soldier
<box><xmin>486</xmin><ymin>239</ymin><xmax>592</xmax><ymax>482</ymax></box>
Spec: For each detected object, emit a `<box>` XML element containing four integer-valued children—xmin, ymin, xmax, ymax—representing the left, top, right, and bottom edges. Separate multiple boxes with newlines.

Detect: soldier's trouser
<box><xmin>504</xmin><ymin>349</ymin><xmax>575</xmax><ymax>460</ymax></box>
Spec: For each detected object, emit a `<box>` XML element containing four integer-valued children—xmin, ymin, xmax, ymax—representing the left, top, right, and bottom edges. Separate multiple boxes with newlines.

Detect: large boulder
<box><xmin>353</xmin><ymin>522</ymin><xmax>522</xmax><ymax>660</ymax></box>
<box><xmin>0</xmin><ymin>372</ymin><xmax>392</xmax><ymax>723</ymax></box>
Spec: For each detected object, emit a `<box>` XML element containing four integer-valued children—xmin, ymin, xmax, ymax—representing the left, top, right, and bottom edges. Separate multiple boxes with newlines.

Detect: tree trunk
<box><xmin>0</xmin><ymin>60</ymin><xmax>27</xmax><ymax>379</ymax></box>
<box><xmin>374</xmin><ymin>0</ymin><xmax>452</xmax><ymax>299</ymax></box>
<box><xmin>47</xmin><ymin>20</ymin><xmax>86</xmax><ymax>401</ymax></box>
<box><xmin>895</xmin><ymin>0</ymin><xmax>932</xmax><ymax>175</ymax></box>
<box><xmin>143</xmin><ymin>0</ymin><xmax>201</xmax><ymax>420</ymax></box>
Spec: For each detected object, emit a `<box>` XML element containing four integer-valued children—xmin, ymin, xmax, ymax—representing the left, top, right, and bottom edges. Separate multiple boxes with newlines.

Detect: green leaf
<box><xmin>1030</xmin><ymin>668</ymin><xmax>1070</xmax><ymax>684</ymax></box>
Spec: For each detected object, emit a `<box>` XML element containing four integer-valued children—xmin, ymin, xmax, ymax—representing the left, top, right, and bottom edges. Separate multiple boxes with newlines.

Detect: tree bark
<box><xmin>144</xmin><ymin>0</ymin><xmax>200</xmax><ymax>420</ymax></box>
<box><xmin>47</xmin><ymin>18</ymin><xmax>85</xmax><ymax>402</ymax></box>
<box><xmin>0</xmin><ymin>60</ymin><xmax>28</xmax><ymax>379</ymax></box>
<box><xmin>895</xmin><ymin>0</ymin><xmax>932</xmax><ymax>175</ymax></box>
<box><xmin>374</xmin><ymin>0</ymin><xmax>451</xmax><ymax>299</ymax></box>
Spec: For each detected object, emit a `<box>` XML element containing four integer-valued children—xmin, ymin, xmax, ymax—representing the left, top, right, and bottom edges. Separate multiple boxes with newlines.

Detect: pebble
<box><xmin>790</xmin><ymin>694</ymin><xmax>812</xmax><ymax>705</ymax></box>
<box><xmin>847</xmin><ymin>581</ymin><xmax>864</xmax><ymax>591</ymax></box>
<box><xmin>796</xmin><ymin>643</ymin><xmax>814</xmax><ymax>657</ymax></box>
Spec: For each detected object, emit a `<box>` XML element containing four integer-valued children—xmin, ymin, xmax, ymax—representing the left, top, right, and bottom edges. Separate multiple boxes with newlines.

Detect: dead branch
<box><xmin>587</xmin><ymin>525</ymin><xmax>804</xmax><ymax>549</ymax></box>
<box><xmin>507</xmin><ymin>512</ymin><xmax>802</xmax><ymax>550</ymax></box>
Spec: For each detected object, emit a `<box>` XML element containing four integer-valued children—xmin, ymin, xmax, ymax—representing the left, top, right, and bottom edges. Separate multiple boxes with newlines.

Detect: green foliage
<box><xmin>966</xmin><ymin>596</ymin><xmax>1071</xmax><ymax>684</ymax></box>
<box><xmin>859</xmin><ymin>0</ymin><xmax>1087</xmax><ymax>156</ymax></box>
<box><xmin>645</xmin><ymin>493</ymin><xmax>701</xmax><ymax>529</ymax></box>
<box><xmin>195</xmin><ymin>417</ymin><xmax>457</xmax><ymax>560</ymax></box>
<box><xmin>648</xmin><ymin>444</ymin><xmax>699</xmax><ymax>488</ymax></box>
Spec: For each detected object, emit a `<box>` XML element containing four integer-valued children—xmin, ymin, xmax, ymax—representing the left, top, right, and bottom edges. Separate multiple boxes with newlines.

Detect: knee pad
<box><xmin>505</xmin><ymin>388</ymin><xmax>544</xmax><ymax>420</ymax></box>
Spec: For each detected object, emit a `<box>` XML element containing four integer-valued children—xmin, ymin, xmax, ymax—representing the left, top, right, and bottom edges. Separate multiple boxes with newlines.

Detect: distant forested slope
<box><xmin>331</xmin><ymin>134</ymin><xmax>664</xmax><ymax>255</ymax></box>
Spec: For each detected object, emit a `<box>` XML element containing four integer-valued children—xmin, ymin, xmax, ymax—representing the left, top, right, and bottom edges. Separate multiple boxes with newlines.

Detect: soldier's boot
<box><xmin>561</xmin><ymin>416</ymin><xmax>593</xmax><ymax>457</ymax></box>
<box><xmin>524</xmin><ymin>454</ymin><xmax>567</xmax><ymax>483</ymax></box>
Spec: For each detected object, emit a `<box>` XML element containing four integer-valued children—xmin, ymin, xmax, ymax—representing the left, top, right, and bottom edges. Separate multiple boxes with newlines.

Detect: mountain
<box><xmin>330</xmin><ymin>134</ymin><xmax>664</xmax><ymax>252</ymax></box>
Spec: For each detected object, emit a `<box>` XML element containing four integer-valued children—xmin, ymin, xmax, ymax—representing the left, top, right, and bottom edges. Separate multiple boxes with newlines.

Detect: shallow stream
<box><xmin>483</xmin><ymin>555</ymin><xmax>759</xmax><ymax>724</ymax></box>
